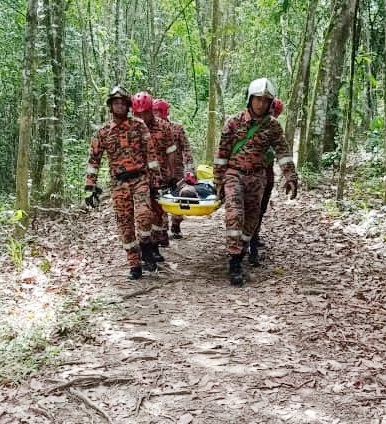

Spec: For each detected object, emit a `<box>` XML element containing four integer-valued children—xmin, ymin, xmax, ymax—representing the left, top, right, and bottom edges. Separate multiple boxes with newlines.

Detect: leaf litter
<box><xmin>0</xmin><ymin>185</ymin><xmax>385</xmax><ymax>423</ymax></box>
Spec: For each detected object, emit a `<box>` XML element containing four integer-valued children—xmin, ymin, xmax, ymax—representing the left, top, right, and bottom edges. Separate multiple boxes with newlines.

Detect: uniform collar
<box><xmin>110</xmin><ymin>118</ymin><xmax>130</xmax><ymax>129</ymax></box>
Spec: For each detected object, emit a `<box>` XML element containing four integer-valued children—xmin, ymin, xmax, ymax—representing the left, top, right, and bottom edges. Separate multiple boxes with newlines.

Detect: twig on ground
<box><xmin>46</xmin><ymin>375</ymin><xmax>136</xmax><ymax>394</ymax></box>
<box><xmin>29</xmin><ymin>405</ymin><xmax>55</xmax><ymax>422</ymax></box>
<box><xmin>69</xmin><ymin>387</ymin><xmax>112</xmax><ymax>423</ymax></box>
<box><xmin>123</xmin><ymin>279</ymin><xmax>174</xmax><ymax>299</ymax></box>
<box><xmin>92</xmin><ymin>355</ymin><xmax>158</xmax><ymax>370</ymax></box>
<box><xmin>134</xmin><ymin>388</ymin><xmax>192</xmax><ymax>416</ymax></box>
<box><xmin>135</xmin><ymin>391</ymin><xmax>149</xmax><ymax>416</ymax></box>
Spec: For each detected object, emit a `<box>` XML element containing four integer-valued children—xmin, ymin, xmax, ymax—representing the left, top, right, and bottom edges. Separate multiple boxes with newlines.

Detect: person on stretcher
<box><xmin>168</xmin><ymin>172</ymin><xmax>217</xmax><ymax>200</ymax></box>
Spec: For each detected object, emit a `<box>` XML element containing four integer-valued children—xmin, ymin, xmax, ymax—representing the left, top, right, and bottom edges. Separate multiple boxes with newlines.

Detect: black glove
<box><xmin>168</xmin><ymin>177</ymin><xmax>178</xmax><ymax>191</ymax></box>
<box><xmin>150</xmin><ymin>187</ymin><xmax>159</xmax><ymax>198</ymax></box>
<box><xmin>283</xmin><ymin>178</ymin><xmax>298</xmax><ymax>199</ymax></box>
<box><xmin>216</xmin><ymin>184</ymin><xmax>225</xmax><ymax>203</ymax></box>
<box><xmin>85</xmin><ymin>186</ymin><xmax>102</xmax><ymax>208</ymax></box>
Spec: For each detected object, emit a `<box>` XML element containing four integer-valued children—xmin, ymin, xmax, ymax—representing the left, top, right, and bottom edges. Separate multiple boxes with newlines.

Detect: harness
<box><xmin>231</xmin><ymin>114</ymin><xmax>270</xmax><ymax>156</ymax></box>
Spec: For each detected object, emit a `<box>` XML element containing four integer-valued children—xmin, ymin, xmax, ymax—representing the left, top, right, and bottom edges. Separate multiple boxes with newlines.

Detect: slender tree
<box><xmin>305</xmin><ymin>0</ymin><xmax>358</xmax><ymax>170</ymax></box>
<box><xmin>286</xmin><ymin>0</ymin><xmax>318</xmax><ymax>162</ymax></box>
<box><xmin>383</xmin><ymin>0</ymin><xmax>386</xmax><ymax>204</ymax></box>
<box><xmin>15</xmin><ymin>0</ymin><xmax>39</xmax><ymax>230</ymax></box>
<box><xmin>44</xmin><ymin>0</ymin><xmax>66</xmax><ymax>206</ymax></box>
<box><xmin>336</xmin><ymin>0</ymin><xmax>360</xmax><ymax>201</ymax></box>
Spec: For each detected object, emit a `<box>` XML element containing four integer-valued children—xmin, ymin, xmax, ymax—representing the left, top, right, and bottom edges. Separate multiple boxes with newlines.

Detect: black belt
<box><xmin>116</xmin><ymin>169</ymin><xmax>145</xmax><ymax>182</ymax></box>
<box><xmin>229</xmin><ymin>167</ymin><xmax>262</xmax><ymax>176</ymax></box>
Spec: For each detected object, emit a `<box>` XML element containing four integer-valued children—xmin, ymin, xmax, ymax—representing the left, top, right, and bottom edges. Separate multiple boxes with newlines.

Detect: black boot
<box><xmin>248</xmin><ymin>235</ymin><xmax>262</xmax><ymax>267</ymax></box>
<box><xmin>152</xmin><ymin>243</ymin><xmax>165</xmax><ymax>262</ymax></box>
<box><xmin>159</xmin><ymin>230</ymin><xmax>169</xmax><ymax>247</ymax></box>
<box><xmin>248</xmin><ymin>244</ymin><xmax>260</xmax><ymax>267</ymax></box>
<box><xmin>128</xmin><ymin>266</ymin><xmax>142</xmax><ymax>280</ymax></box>
<box><xmin>171</xmin><ymin>223</ymin><xmax>183</xmax><ymax>239</ymax></box>
<box><xmin>229</xmin><ymin>255</ymin><xmax>246</xmax><ymax>286</ymax></box>
<box><xmin>140</xmin><ymin>243</ymin><xmax>158</xmax><ymax>272</ymax></box>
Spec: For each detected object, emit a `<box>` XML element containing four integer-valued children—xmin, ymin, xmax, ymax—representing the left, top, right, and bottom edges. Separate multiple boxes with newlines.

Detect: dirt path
<box><xmin>1</xmin><ymin>187</ymin><xmax>385</xmax><ymax>423</ymax></box>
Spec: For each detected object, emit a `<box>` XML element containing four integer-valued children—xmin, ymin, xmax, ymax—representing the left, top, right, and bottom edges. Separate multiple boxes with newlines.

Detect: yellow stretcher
<box><xmin>157</xmin><ymin>164</ymin><xmax>221</xmax><ymax>216</ymax></box>
<box><xmin>158</xmin><ymin>193</ymin><xmax>221</xmax><ymax>216</ymax></box>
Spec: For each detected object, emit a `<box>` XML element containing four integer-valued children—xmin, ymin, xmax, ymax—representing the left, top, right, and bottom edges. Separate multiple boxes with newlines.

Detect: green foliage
<box><xmin>321</xmin><ymin>150</ymin><xmax>341</xmax><ymax>169</ymax></box>
<box><xmin>0</xmin><ymin>202</ymin><xmax>27</xmax><ymax>268</ymax></box>
<box><xmin>54</xmin><ymin>298</ymin><xmax>106</xmax><ymax>339</ymax></box>
<box><xmin>365</xmin><ymin>117</ymin><xmax>384</xmax><ymax>155</ymax></box>
<box><xmin>0</xmin><ymin>293</ymin><xmax>108</xmax><ymax>383</ymax></box>
<box><xmin>323</xmin><ymin>200</ymin><xmax>342</xmax><ymax>217</ymax></box>
<box><xmin>38</xmin><ymin>258</ymin><xmax>52</xmax><ymax>274</ymax></box>
<box><xmin>298</xmin><ymin>163</ymin><xmax>321</xmax><ymax>190</ymax></box>
<box><xmin>0</xmin><ymin>325</ymin><xmax>60</xmax><ymax>383</ymax></box>
<box><xmin>7</xmin><ymin>237</ymin><xmax>24</xmax><ymax>271</ymax></box>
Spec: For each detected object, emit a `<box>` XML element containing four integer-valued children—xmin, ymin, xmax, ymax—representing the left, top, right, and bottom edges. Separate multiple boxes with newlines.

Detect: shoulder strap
<box><xmin>231</xmin><ymin>115</ymin><xmax>270</xmax><ymax>156</ymax></box>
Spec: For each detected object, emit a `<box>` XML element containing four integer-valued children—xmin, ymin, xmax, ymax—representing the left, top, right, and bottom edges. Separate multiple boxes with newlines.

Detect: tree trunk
<box><xmin>31</xmin><ymin>91</ymin><xmax>48</xmax><ymax>200</ymax></box>
<box><xmin>336</xmin><ymin>0</ymin><xmax>359</xmax><ymax>201</ymax></box>
<box><xmin>286</xmin><ymin>0</ymin><xmax>317</xmax><ymax>163</ymax></box>
<box><xmin>148</xmin><ymin>0</ymin><xmax>157</xmax><ymax>93</ymax></box>
<box><xmin>304</xmin><ymin>0</ymin><xmax>357</xmax><ymax>170</ymax></box>
<box><xmin>383</xmin><ymin>0</ymin><xmax>386</xmax><ymax>205</ymax></box>
<box><xmin>15</xmin><ymin>0</ymin><xmax>39</xmax><ymax>231</ymax></box>
<box><xmin>205</xmin><ymin>0</ymin><xmax>220</xmax><ymax>162</ymax></box>
<box><xmin>44</xmin><ymin>0</ymin><xmax>66</xmax><ymax>206</ymax></box>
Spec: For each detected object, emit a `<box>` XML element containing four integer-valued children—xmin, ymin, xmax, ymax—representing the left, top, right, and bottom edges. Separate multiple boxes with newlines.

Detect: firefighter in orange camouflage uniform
<box><xmin>85</xmin><ymin>86</ymin><xmax>159</xmax><ymax>280</ymax></box>
<box><xmin>153</xmin><ymin>98</ymin><xmax>195</xmax><ymax>240</ymax></box>
<box><xmin>248</xmin><ymin>96</ymin><xmax>284</xmax><ymax>266</ymax></box>
<box><xmin>131</xmin><ymin>91</ymin><xmax>177</xmax><ymax>261</ymax></box>
<box><xmin>214</xmin><ymin>78</ymin><xmax>298</xmax><ymax>286</ymax></box>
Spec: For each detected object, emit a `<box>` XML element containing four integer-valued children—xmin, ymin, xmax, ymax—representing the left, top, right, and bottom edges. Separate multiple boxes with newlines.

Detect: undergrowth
<box><xmin>0</xmin><ymin>291</ymin><xmax>109</xmax><ymax>384</ymax></box>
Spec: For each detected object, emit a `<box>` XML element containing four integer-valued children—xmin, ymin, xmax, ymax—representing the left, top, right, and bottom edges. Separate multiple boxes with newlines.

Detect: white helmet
<box><xmin>247</xmin><ymin>78</ymin><xmax>276</xmax><ymax>104</ymax></box>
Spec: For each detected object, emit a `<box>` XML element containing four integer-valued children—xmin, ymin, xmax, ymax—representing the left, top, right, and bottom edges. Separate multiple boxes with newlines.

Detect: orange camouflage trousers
<box><xmin>161</xmin><ymin>213</ymin><xmax>183</xmax><ymax>231</ymax></box>
<box><xmin>254</xmin><ymin>164</ymin><xmax>274</xmax><ymax>236</ymax></box>
<box><xmin>150</xmin><ymin>197</ymin><xmax>167</xmax><ymax>244</ymax></box>
<box><xmin>111</xmin><ymin>176</ymin><xmax>153</xmax><ymax>268</ymax></box>
<box><xmin>223</xmin><ymin>169</ymin><xmax>267</xmax><ymax>256</ymax></box>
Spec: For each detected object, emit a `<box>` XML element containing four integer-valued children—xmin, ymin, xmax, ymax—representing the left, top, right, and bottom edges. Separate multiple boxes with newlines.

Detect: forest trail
<box><xmin>1</xmin><ymin>184</ymin><xmax>386</xmax><ymax>424</ymax></box>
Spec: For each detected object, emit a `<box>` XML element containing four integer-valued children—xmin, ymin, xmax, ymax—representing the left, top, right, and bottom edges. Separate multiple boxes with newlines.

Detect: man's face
<box><xmin>134</xmin><ymin>110</ymin><xmax>153</xmax><ymax>124</ymax></box>
<box><xmin>250</xmin><ymin>95</ymin><xmax>271</xmax><ymax>118</ymax></box>
<box><xmin>111</xmin><ymin>98</ymin><xmax>129</xmax><ymax>118</ymax></box>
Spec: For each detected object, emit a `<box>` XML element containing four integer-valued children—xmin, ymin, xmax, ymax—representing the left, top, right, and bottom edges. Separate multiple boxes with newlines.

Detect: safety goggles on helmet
<box><xmin>131</xmin><ymin>91</ymin><xmax>154</xmax><ymax>113</ymax></box>
<box><xmin>106</xmin><ymin>86</ymin><xmax>131</xmax><ymax>106</ymax></box>
<box><xmin>247</xmin><ymin>78</ymin><xmax>276</xmax><ymax>105</ymax></box>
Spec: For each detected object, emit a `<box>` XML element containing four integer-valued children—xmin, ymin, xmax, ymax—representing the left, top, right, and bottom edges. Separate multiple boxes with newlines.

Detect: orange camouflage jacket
<box><xmin>169</xmin><ymin>121</ymin><xmax>194</xmax><ymax>180</ymax></box>
<box><xmin>214</xmin><ymin>109</ymin><xmax>297</xmax><ymax>185</ymax></box>
<box><xmin>146</xmin><ymin>116</ymin><xmax>177</xmax><ymax>188</ymax></box>
<box><xmin>85</xmin><ymin>116</ymin><xmax>159</xmax><ymax>187</ymax></box>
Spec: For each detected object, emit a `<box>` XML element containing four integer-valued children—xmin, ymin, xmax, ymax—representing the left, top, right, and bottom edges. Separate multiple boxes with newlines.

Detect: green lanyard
<box><xmin>231</xmin><ymin>115</ymin><xmax>270</xmax><ymax>156</ymax></box>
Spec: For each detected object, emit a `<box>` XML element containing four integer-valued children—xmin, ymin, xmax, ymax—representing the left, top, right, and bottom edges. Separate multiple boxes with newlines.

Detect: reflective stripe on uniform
<box><xmin>138</xmin><ymin>230</ymin><xmax>151</xmax><ymax>238</ymax></box>
<box><xmin>152</xmin><ymin>224</ymin><xmax>164</xmax><ymax>231</ymax></box>
<box><xmin>214</xmin><ymin>157</ymin><xmax>228</xmax><ymax>165</ymax></box>
<box><xmin>227</xmin><ymin>229</ymin><xmax>241</xmax><ymax>238</ymax></box>
<box><xmin>166</xmin><ymin>144</ymin><xmax>177</xmax><ymax>154</ymax></box>
<box><xmin>278</xmin><ymin>156</ymin><xmax>294</xmax><ymax>166</ymax></box>
<box><xmin>241</xmin><ymin>233</ymin><xmax>252</xmax><ymax>242</ymax></box>
<box><xmin>123</xmin><ymin>240</ymin><xmax>138</xmax><ymax>250</ymax></box>
<box><xmin>148</xmin><ymin>160</ymin><xmax>159</xmax><ymax>169</ymax></box>
<box><xmin>86</xmin><ymin>165</ymin><xmax>98</xmax><ymax>174</ymax></box>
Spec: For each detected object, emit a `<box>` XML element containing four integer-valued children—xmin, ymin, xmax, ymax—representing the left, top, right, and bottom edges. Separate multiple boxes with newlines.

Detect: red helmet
<box><xmin>131</xmin><ymin>91</ymin><xmax>153</xmax><ymax>113</ymax></box>
<box><xmin>153</xmin><ymin>98</ymin><xmax>170</xmax><ymax>120</ymax></box>
<box><xmin>271</xmin><ymin>97</ymin><xmax>284</xmax><ymax>117</ymax></box>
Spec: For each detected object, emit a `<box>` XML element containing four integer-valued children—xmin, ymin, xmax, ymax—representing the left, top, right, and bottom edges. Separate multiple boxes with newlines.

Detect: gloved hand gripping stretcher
<box><xmin>157</xmin><ymin>165</ymin><xmax>221</xmax><ymax>216</ymax></box>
